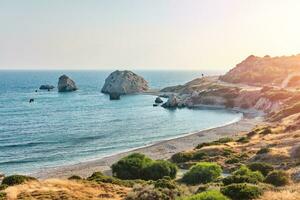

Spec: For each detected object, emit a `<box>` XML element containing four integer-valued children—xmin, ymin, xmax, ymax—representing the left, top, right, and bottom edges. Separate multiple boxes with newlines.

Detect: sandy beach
<box><xmin>32</xmin><ymin>114</ymin><xmax>263</xmax><ymax>179</ymax></box>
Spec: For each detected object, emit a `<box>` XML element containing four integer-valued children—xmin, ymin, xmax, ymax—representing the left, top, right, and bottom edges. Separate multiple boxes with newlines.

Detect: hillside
<box><xmin>220</xmin><ymin>54</ymin><xmax>300</xmax><ymax>87</ymax></box>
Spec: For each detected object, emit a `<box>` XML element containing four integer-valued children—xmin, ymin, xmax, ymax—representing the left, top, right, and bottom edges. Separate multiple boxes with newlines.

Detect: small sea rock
<box><xmin>39</xmin><ymin>85</ymin><xmax>55</xmax><ymax>90</ymax></box>
<box><xmin>155</xmin><ymin>97</ymin><xmax>163</xmax><ymax>104</ymax></box>
<box><xmin>162</xmin><ymin>94</ymin><xmax>180</xmax><ymax>108</ymax></box>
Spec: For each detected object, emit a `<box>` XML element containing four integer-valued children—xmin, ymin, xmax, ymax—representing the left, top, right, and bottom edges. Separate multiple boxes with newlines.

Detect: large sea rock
<box><xmin>101</xmin><ymin>70</ymin><xmax>149</xmax><ymax>95</ymax></box>
<box><xmin>58</xmin><ymin>75</ymin><xmax>78</xmax><ymax>92</ymax></box>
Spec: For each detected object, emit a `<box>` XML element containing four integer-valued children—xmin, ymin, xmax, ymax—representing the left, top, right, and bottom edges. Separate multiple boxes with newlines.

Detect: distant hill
<box><xmin>220</xmin><ymin>54</ymin><xmax>300</xmax><ymax>87</ymax></box>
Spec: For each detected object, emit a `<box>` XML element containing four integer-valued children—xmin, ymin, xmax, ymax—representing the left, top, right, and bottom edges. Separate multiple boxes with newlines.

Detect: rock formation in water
<box><xmin>162</xmin><ymin>94</ymin><xmax>182</xmax><ymax>108</ymax></box>
<box><xmin>58</xmin><ymin>75</ymin><xmax>78</xmax><ymax>92</ymax></box>
<box><xmin>155</xmin><ymin>97</ymin><xmax>163</xmax><ymax>104</ymax></box>
<box><xmin>39</xmin><ymin>85</ymin><xmax>55</xmax><ymax>90</ymax></box>
<box><xmin>101</xmin><ymin>70</ymin><xmax>149</xmax><ymax>96</ymax></box>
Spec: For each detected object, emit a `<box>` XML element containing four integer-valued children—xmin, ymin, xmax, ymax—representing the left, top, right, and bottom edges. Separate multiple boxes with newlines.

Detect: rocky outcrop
<box><xmin>162</xmin><ymin>94</ymin><xmax>183</xmax><ymax>108</ymax></box>
<box><xmin>101</xmin><ymin>70</ymin><xmax>149</xmax><ymax>96</ymax></box>
<box><xmin>155</xmin><ymin>97</ymin><xmax>163</xmax><ymax>104</ymax></box>
<box><xmin>58</xmin><ymin>75</ymin><xmax>78</xmax><ymax>92</ymax></box>
<box><xmin>39</xmin><ymin>85</ymin><xmax>55</xmax><ymax>90</ymax></box>
<box><xmin>220</xmin><ymin>54</ymin><xmax>300</xmax><ymax>86</ymax></box>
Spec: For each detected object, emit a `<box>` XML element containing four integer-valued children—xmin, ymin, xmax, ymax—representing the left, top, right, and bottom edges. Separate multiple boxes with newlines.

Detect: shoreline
<box><xmin>31</xmin><ymin>113</ymin><xmax>263</xmax><ymax>179</ymax></box>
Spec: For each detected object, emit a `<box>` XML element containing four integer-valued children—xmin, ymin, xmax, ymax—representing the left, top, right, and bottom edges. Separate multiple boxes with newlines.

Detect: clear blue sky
<box><xmin>1</xmin><ymin>0</ymin><xmax>300</xmax><ymax>70</ymax></box>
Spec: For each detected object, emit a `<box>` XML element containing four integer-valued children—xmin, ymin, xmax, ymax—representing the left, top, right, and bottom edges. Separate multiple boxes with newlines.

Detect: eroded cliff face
<box><xmin>219</xmin><ymin>54</ymin><xmax>300</xmax><ymax>87</ymax></box>
<box><xmin>160</xmin><ymin>76</ymin><xmax>298</xmax><ymax>113</ymax></box>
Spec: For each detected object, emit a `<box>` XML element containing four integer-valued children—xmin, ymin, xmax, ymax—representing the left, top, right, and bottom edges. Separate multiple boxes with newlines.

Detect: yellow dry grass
<box><xmin>257</xmin><ymin>184</ymin><xmax>300</xmax><ymax>200</ymax></box>
<box><xmin>4</xmin><ymin>179</ymin><xmax>130</xmax><ymax>200</ymax></box>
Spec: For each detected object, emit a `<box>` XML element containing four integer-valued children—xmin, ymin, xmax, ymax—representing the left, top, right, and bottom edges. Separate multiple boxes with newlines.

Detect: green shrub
<box><xmin>236</xmin><ymin>137</ymin><xmax>249</xmax><ymax>143</ymax></box>
<box><xmin>223</xmin><ymin>166</ymin><xmax>264</xmax><ymax>186</ymax></box>
<box><xmin>142</xmin><ymin>160</ymin><xmax>177</xmax><ymax>180</ymax></box>
<box><xmin>2</xmin><ymin>175</ymin><xmax>36</xmax><ymax>186</ymax></box>
<box><xmin>217</xmin><ymin>137</ymin><xmax>234</xmax><ymax>143</ymax></box>
<box><xmin>0</xmin><ymin>192</ymin><xmax>6</xmax><ymax>200</ymax></box>
<box><xmin>0</xmin><ymin>184</ymin><xmax>8</xmax><ymax>191</ymax></box>
<box><xmin>196</xmin><ymin>142</ymin><xmax>212</xmax><ymax>149</ymax></box>
<box><xmin>193</xmin><ymin>151</ymin><xmax>208</xmax><ymax>160</ymax></box>
<box><xmin>195</xmin><ymin>138</ymin><xmax>234</xmax><ymax>149</ymax></box>
<box><xmin>153</xmin><ymin>177</ymin><xmax>177</xmax><ymax>189</ymax></box>
<box><xmin>223</xmin><ymin>175</ymin><xmax>260</xmax><ymax>185</ymax></box>
<box><xmin>257</xmin><ymin>147</ymin><xmax>270</xmax><ymax>154</ymax></box>
<box><xmin>112</xmin><ymin>153</ymin><xmax>153</xmax><ymax>180</ymax></box>
<box><xmin>247</xmin><ymin>162</ymin><xmax>274</xmax><ymax>176</ymax></box>
<box><xmin>182</xmin><ymin>162</ymin><xmax>222</xmax><ymax>185</ymax></box>
<box><xmin>265</xmin><ymin>170</ymin><xmax>289</xmax><ymax>186</ymax></box>
<box><xmin>184</xmin><ymin>190</ymin><xmax>229</xmax><ymax>200</ymax></box>
<box><xmin>68</xmin><ymin>175</ymin><xmax>82</xmax><ymax>180</ymax></box>
<box><xmin>259</xmin><ymin>127</ymin><xmax>272</xmax><ymax>135</ymax></box>
<box><xmin>87</xmin><ymin>171</ymin><xmax>146</xmax><ymax>187</ymax></box>
<box><xmin>221</xmin><ymin>183</ymin><xmax>263</xmax><ymax>200</ymax></box>
<box><xmin>233</xmin><ymin>166</ymin><xmax>264</xmax><ymax>181</ymax></box>
<box><xmin>112</xmin><ymin>153</ymin><xmax>177</xmax><ymax>181</ymax></box>
<box><xmin>225</xmin><ymin>157</ymin><xmax>240</xmax><ymax>164</ymax></box>
<box><xmin>171</xmin><ymin>152</ymin><xmax>194</xmax><ymax>163</ymax></box>
<box><xmin>222</xmin><ymin>148</ymin><xmax>234</xmax><ymax>156</ymax></box>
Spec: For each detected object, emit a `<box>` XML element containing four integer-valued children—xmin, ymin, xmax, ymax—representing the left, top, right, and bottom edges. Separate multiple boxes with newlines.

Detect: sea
<box><xmin>0</xmin><ymin>70</ymin><xmax>242</xmax><ymax>175</ymax></box>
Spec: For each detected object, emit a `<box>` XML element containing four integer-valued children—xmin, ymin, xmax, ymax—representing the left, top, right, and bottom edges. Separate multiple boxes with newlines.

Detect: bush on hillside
<box><xmin>0</xmin><ymin>192</ymin><xmax>6</xmax><ymax>200</ymax></box>
<box><xmin>265</xmin><ymin>170</ymin><xmax>289</xmax><ymax>186</ymax></box>
<box><xmin>193</xmin><ymin>151</ymin><xmax>208</xmax><ymax>160</ymax></box>
<box><xmin>0</xmin><ymin>184</ymin><xmax>8</xmax><ymax>191</ymax></box>
<box><xmin>171</xmin><ymin>152</ymin><xmax>194</xmax><ymax>163</ymax></box>
<box><xmin>68</xmin><ymin>175</ymin><xmax>82</xmax><ymax>180</ymax></box>
<box><xmin>184</xmin><ymin>190</ymin><xmax>229</xmax><ymax>200</ymax></box>
<box><xmin>221</xmin><ymin>183</ymin><xmax>263</xmax><ymax>200</ymax></box>
<box><xmin>223</xmin><ymin>166</ymin><xmax>264</xmax><ymax>185</ymax></box>
<box><xmin>112</xmin><ymin>153</ymin><xmax>153</xmax><ymax>180</ymax></box>
<box><xmin>247</xmin><ymin>162</ymin><xmax>274</xmax><ymax>176</ymax></box>
<box><xmin>125</xmin><ymin>183</ymin><xmax>184</xmax><ymax>200</ymax></box>
<box><xmin>225</xmin><ymin>156</ymin><xmax>240</xmax><ymax>164</ymax></box>
<box><xmin>233</xmin><ymin>166</ymin><xmax>264</xmax><ymax>181</ymax></box>
<box><xmin>259</xmin><ymin>127</ymin><xmax>272</xmax><ymax>135</ymax></box>
<box><xmin>2</xmin><ymin>175</ymin><xmax>36</xmax><ymax>186</ymax></box>
<box><xmin>222</xmin><ymin>148</ymin><xmax>234</xmax><ymax>156</ymax></box>
<box><xmin>195</xmin><ymin>138</ymin><xmax>234</xmax><ymax>149</ymax></box>
<box><xmin>112</xmin><ymin>153</ymin><xmax>177</xmax><ymax>181</ymax></box>
<box><xmin>153</xmin><ymin>177</ymin><xmax>177</xmax><ymax>189</ymax></box>
<box><xmin>87</xmin><ymin>171</ymin><xmax>145</xmax><ymax>187</ymax></box>
<box><xmin>142</xmin><ymin>160</ymin><xmax>177</xmax><ymax>180</ymax></box>
<box><xmin>257</xmin><ymin>147</ymin><xmax>270</xmax><ymax>154</ymax></box>
<box><xmin>182</xmin><ymin>162</ymin><xmax>222</xmax><ymax>185</ymax></box>
<box><xmin>236</xmin><ymin>136</ymin><xmax>249</xmax><ymax>143</ymax></box>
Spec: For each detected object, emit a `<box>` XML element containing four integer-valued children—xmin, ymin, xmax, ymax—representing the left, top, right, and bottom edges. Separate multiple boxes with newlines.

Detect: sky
<box><xmin>1</xmin><ymin>0</ymin><xmax>300</xmax><ymax>70</ymax></box>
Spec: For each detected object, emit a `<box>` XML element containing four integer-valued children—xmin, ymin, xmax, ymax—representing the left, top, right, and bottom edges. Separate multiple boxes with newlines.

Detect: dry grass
<box><xmin>257</xmin><ymin>184</ymin><xmax>300</xmax><ymax>200</ymax></box>
<box><xmin>4</xmin><ymin>179</ymin><xmax>130</xmax><ymax>200</ymax></box>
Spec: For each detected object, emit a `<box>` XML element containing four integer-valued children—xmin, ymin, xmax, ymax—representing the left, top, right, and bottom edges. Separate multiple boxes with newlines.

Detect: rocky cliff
<box><xmin>101</xmin><ymin>70</ymin><xmax>149</xmax><ymax>95</ymax></box>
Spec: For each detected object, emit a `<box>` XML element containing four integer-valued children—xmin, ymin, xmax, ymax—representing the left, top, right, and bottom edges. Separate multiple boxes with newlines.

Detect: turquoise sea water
<box><xmin>0</xmin><ymin>70</ymin><xmax>242</xmax><ymax>175</ymax></box>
